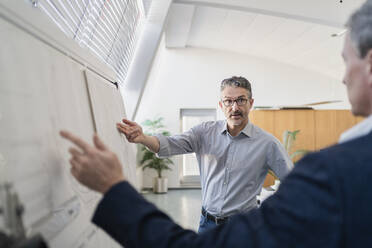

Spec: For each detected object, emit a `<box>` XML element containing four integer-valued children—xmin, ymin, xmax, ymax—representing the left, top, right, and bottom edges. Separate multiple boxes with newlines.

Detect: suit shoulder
<box><xmin>298</xmin><ymin>132</ymin><xmax>372</xmax><ymax>175</ymax></box>
<box><xmin>319</xmin><ymin>132</ymin><xmax>372</xmax><ymax>157</ymax></box>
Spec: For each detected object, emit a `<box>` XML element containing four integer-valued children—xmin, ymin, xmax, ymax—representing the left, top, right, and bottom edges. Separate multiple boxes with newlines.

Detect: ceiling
<box><xmin>164</xmin><ymin>0</ymin><xmax>367</xmax><ymax>80</ymax></box>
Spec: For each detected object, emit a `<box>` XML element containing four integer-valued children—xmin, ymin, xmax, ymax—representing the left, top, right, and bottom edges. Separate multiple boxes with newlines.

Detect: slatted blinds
<box><xmin>31</xmin><ymin>0</ymin><xmax>141</xmax><ymax>84</ymax></box>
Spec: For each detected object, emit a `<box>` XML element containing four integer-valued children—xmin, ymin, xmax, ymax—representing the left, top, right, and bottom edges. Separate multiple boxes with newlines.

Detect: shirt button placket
<box><xmin>222</xmin><ymin>141</ymin><xmax>233</xmax><ymax>207</ymax></box>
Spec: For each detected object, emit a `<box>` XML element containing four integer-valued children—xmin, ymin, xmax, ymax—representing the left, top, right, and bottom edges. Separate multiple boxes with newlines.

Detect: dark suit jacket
<box><xmin>92</xmin><ymin>131</ymin><xmax>372</xmax><ymax>248</ymax></box>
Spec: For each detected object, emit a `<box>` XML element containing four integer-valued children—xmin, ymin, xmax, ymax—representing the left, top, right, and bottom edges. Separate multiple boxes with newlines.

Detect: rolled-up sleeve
<box><xmin>155</xmin><ymin>127</ymin><xmax>200</xmax><ymax>158</ymax></box>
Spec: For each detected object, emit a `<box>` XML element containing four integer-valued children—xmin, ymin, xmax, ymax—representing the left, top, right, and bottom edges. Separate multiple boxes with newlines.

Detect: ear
<box><xmin>219</xmin><ymin>101</ymin><xmax>223</xmax><ymax>109</ymax></box>
<box><xmin>249</xmin><ymin>98</ymin><xmax>254</xmax><ymax>110</ymax></box>
<box><xmin>366</xmin><ymin>49</ymin><xmax>372</xmax><ymax>87</ymax></box>
<box><xmin>367</xmin><ymin>49</ymin><xmax>372</xmax><ymax>73</ymax></box>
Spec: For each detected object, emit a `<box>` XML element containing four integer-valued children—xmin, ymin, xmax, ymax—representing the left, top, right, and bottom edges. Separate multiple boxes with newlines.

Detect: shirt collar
<box><xmin>339</xmin><ymin>114</ymin><xmax>372</xmax><ymax>143</ymax></box>
<box><xmin>220</xmin><ymin>121</ymin><xmax>253</xmax><ymax>138</ymax></box>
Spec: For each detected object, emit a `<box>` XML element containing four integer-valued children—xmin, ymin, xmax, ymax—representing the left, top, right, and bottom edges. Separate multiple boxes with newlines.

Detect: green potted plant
<box><xmin>140</xmin><ymin>117</ymin><xmax>173</xmax><ymax>193</ymax></box>
<box><xmin>282</xmin><ymin>130</ymin><xmax>309</xmax><ymax>161</ymax></box>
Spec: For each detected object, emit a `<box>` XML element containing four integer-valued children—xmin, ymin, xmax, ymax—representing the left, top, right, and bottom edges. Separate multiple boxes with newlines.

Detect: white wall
<box><xmin>135</xmin><ymin>37</ymin><xmax>350</xmax><ymax>189</ymax></box>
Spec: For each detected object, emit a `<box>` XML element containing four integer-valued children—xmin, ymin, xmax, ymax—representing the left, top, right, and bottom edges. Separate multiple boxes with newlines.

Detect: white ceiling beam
<box><xmin>174</xmin><ymin>0</ymin><xmax>360</xmax><ymax>28</ymax></box>
<box><xmin>165</xmin><ymin>3</ymin><xmax>195</xmax><ymax>48</ymax></box>
<box><xmin>121</xmin><ymin>0</ymin><xmax>173</xmax><ymax>120</ymax></box>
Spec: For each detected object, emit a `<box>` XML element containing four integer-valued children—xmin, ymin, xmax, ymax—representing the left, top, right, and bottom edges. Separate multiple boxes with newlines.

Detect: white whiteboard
<box><xmin>0</xmin><ymin>12</ymin><xmax>136</xmax><ymax>248</ymax></box>
<box><xmin>85</xmin><ymin>71</ymin><xmax>137</xmax><ymax>187</ymax></box>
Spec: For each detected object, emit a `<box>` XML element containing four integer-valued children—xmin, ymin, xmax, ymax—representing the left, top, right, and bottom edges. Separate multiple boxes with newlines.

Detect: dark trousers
<box><xmin>198</xmin><ymin>214</ymin><xmax>217</xmax><ymax>233</ymax></box>
<box><xmin>198</xmin><ymin>208</ymin><xmax>229</xmax><ymax>233</ymax></box>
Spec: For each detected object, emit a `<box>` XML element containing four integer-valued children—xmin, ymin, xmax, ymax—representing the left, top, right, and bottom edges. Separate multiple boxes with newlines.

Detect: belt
<box><xmin>201</xmin><ymin>208</ymin><xmax>228</xmax><ymax>225</ymax></box>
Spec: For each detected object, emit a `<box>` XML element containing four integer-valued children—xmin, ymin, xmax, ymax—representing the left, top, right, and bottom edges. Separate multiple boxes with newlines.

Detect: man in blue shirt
<box><xmin>116</xmin><ymin>76</ymin><xmax>293</xmax><ymax>232</ymax></box>
<box><xmin>60</xmin><ymin>1</ymin><xmax>372</xmax><ymax>247</ymax></box>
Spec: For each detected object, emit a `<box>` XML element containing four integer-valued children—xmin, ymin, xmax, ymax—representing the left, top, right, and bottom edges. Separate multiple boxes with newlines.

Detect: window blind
<box><xmin>32</xmin><ymin>0</ymin><xmax>141</xmax><ymax>84</ymax></box>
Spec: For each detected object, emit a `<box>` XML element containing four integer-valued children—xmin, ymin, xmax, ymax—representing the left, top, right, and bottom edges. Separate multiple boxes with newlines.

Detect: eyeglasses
<box><xmin>222</xmin><ymin>98</ymin><xmax>248</xmax><ymax>107</ymax></box>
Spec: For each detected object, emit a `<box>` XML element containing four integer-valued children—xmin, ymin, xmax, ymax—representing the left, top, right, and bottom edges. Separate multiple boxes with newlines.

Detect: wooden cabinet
<box><xmin>273</xmin><ymin>110</ymin><xmax>315</xmax><ymax>153</ymax></box>
<box><xmin>250</xmin><ymin>109</ymin><xmax>361</xmax><ymax>151</ymax></box>
<box><xmin>249</xmin><ymin>110</ymin><xmax>275</xmax><ymax>134</ymax></box>
<box><xmin>314</xmin><ymin>110</ymin><xmax>356</xmax><ymax>149</ymax></box>
<box><xmin>250</xmin><ymin>109</ymin><xmax>362</xmax><ymax>186</ymax></box>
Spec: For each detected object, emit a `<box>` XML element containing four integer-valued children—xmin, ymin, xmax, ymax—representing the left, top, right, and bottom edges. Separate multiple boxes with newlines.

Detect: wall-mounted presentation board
<box><xmin>0</xmin><ymin>12</ymin><xmax>136</xmax><ymax>248</ymax></box>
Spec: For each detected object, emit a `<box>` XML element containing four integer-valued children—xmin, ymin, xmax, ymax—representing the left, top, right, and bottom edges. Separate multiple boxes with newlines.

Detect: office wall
<box><xmin>135</xmin><ymin>37</ymin><xmax>351</xmax><ymax>189</ymax></box>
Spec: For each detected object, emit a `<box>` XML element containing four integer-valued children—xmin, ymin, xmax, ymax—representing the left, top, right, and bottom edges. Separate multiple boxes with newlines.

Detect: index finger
<box><xmin>122</xmin><ymin>118</ymin><xmax>137</xmax><ymax>126</ymax></box>
<box><xmin>60</xmin><ymin>130</ymin><xmax>91</xmax><ymax>152</ymax></box>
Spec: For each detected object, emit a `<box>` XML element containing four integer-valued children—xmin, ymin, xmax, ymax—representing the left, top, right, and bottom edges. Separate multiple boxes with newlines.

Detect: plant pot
<box><xmin>153</xmin><ymin>177</ymin><xmax>168</xmax><ymax>194</ymax></box>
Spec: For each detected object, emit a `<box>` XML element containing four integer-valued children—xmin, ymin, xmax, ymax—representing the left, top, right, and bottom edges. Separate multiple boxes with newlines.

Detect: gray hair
<box><xmin>346</xmin><ymin>0</ymin><xmax>372</xmax><ymax>58</ymax></box>
<box><xmin>220</xmin><ymin>76</ymin><xmax>252</xmax><ymax>99</ymax></box>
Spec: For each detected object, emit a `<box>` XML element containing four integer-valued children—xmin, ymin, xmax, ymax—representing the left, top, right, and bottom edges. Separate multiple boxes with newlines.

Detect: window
<box><xmin>180</xmin><ymin>109</ymin><xmax>216</xmax><ymax>185</ymax></box>
<box><xmin>33</xmin><ymin>0</ymin><xmax>142</xmax><ymax>84</ymax></box>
